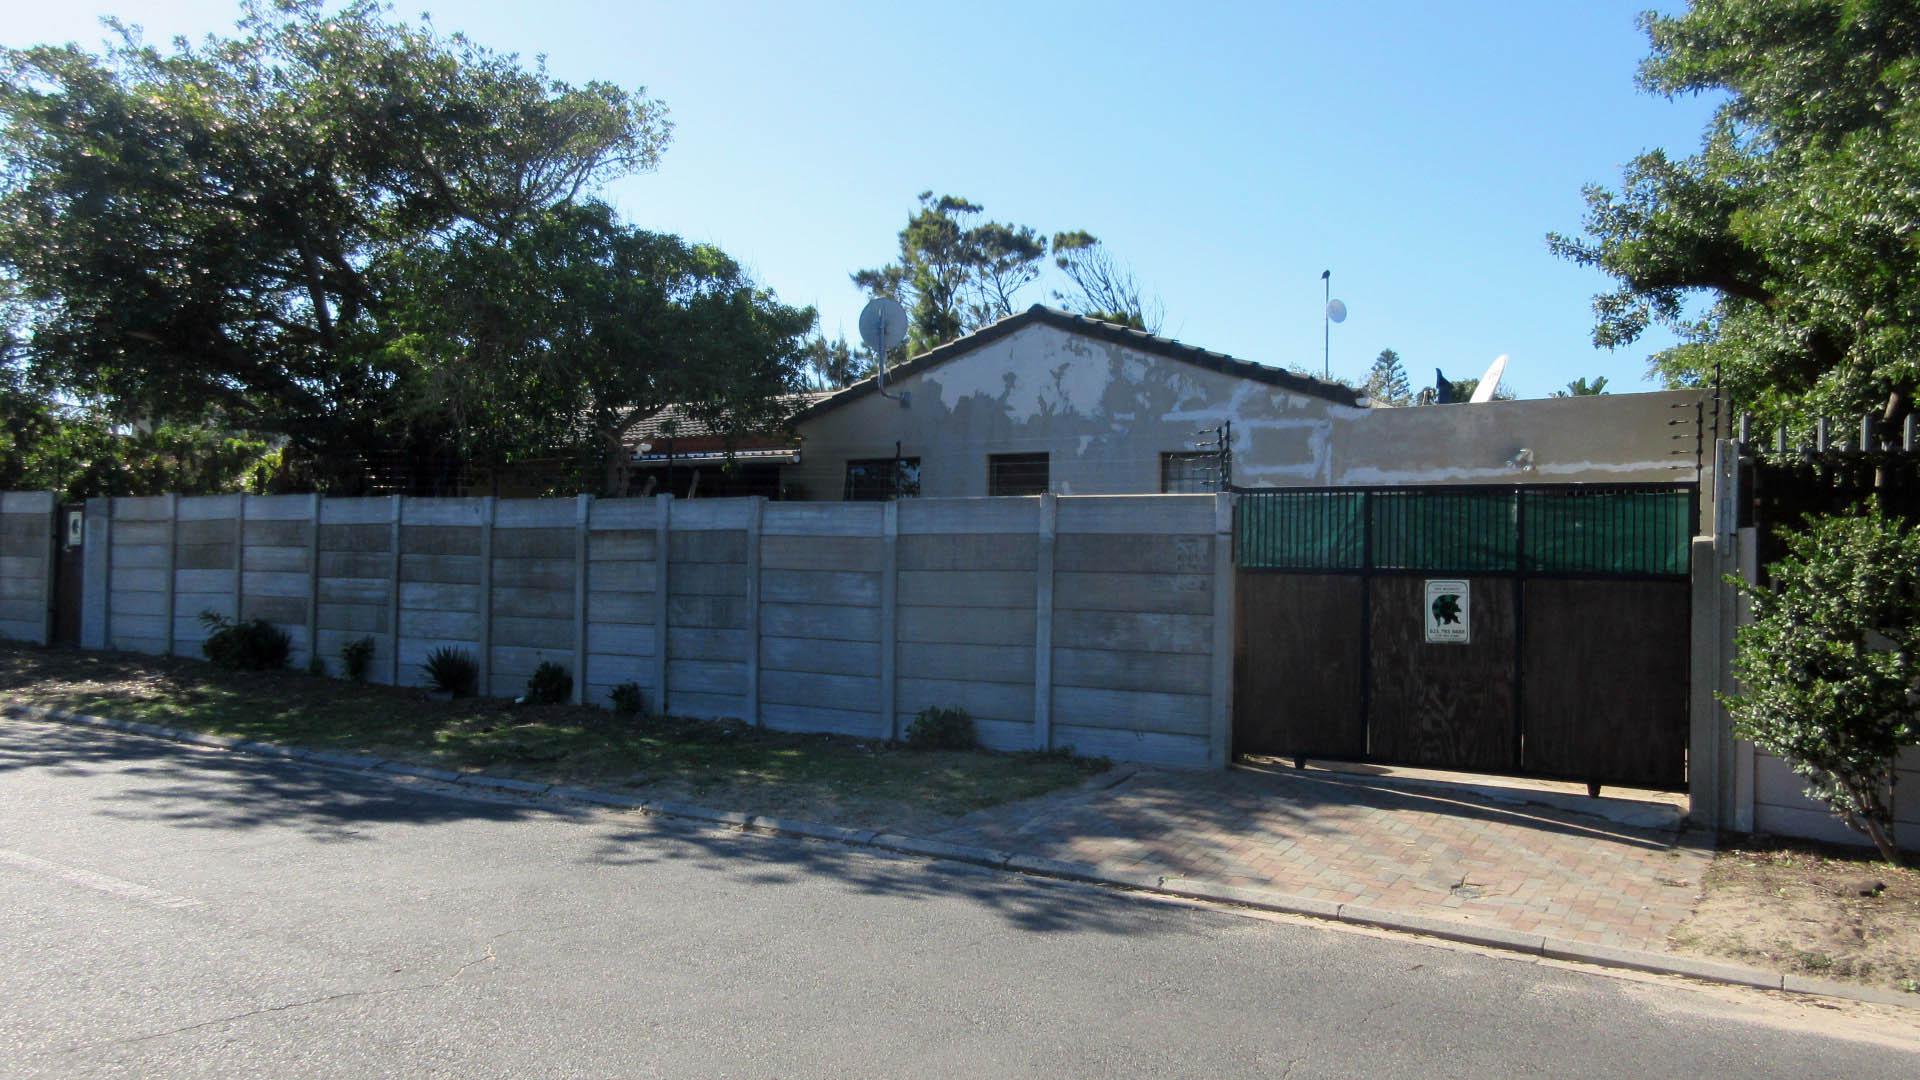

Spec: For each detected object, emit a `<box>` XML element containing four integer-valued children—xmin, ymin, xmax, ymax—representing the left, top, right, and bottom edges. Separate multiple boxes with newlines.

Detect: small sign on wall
<box><xmin>1424</xmin><ymin>579</ymin><xmax>1470</xmax><ymax>644</ymax></box>
<box><xmin>65</xmin><ymin>510</ymin><xmax>84</xmax><ymax>548</ymax></box>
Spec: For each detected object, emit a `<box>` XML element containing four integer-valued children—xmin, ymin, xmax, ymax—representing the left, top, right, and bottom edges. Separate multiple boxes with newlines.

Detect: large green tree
<box><xmin>0</xmin><ymin>1</ymin><xmax>811</xmax><ymax>494</ymax></box>
<box><xmin>1050</xmin><ymin>231</ymin><xmax>1162</xmax><ymax>332</ymax></box>
<box><xmin>1550</xmin><ymin>0</ymin><xmax>1920</xmax><ymax>432</ymax></box>
<box><xmin>383</xmin><ymin>201</ymin><xmax>814</xmax><ymax>494</ymax></box>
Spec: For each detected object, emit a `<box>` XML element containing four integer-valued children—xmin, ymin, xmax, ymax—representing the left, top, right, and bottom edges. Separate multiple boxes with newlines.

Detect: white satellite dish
<box><xmin>858</xmin><ymin>296</ymin><xmax>910</xmax><ymax>404</ymax></box>
<box><xmin>858</xmin><ymin>296</ymin><xmax>908</xmax><ymax>355</ymax></box>
<box><xmin>1469</xmin><ymin>354</ymin><xmax>1509</xmax><ymax>404</ymax></box>
<box><xmin>1325</xmin><ymin>298</ymin><xmax>1347</xmax><ymax>324</ymax></box>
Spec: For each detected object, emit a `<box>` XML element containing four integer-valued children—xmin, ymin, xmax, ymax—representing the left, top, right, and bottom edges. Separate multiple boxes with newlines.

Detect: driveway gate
<box><xmin>1232</xmin><ymin>484</ymin><xmax>1695</xmax><ymax>790</ymax></box>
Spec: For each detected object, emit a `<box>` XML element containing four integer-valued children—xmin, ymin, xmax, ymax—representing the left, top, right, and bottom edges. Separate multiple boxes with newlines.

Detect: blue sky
<box><xmin>2</xmin><ymin>1</ymin><xmax>1720</xmax><ymax>398</ymax></box>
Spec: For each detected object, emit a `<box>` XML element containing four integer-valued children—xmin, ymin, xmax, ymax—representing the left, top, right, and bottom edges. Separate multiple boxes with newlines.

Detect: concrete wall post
<box><xmin>387</xmin><ymin>495</ymin><xmax>404</xmax><ymax>686</ymax></box>
<box><xmin>880</xmin><ymin>500</ymin><xmax>899</xmax><ymax>741</ymax></box>
<box><xmin>1033</xmin><ymin>492</ymin><xmax>1056</xmax><ymax>751</ymax></box>
<box><xmin>573</xmin><ymin>493</ymin><xmax>592</xmax><ymax>705</ymax></box>
<box><xmin>1208</xmin><ymin>492</ymin><xmax>1235</xmax><ymax>769</ymax></box>
<box><xmin>743</xmin><ymin>495</ymin><xmax>764</xmax><ymax>726</ymax></box>
<box><xmin>161</xmin><ymin>493</ymin><xmax>178</xmax><ymax>657</ymax></box>
<box><xmin>652</xmin><ymin>493</ymin><xmax>671</xmax><ymax>712</ymax></box>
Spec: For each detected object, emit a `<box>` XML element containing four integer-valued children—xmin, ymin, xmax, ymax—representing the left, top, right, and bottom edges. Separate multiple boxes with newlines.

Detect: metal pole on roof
<box><xmin>1321</xmin><ymin>270</ymin><xmax>1331</xmax><ymax>379</ymax></box>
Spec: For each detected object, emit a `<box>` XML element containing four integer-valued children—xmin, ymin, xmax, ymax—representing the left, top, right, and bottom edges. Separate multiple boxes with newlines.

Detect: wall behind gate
<box><xmin>53</xmin><ymin>491</ymin><xmax>1232</xmax><ymax>769</ymax></box>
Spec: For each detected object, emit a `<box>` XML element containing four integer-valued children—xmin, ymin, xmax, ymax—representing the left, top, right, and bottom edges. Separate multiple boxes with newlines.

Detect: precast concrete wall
<box><xmin>58</xmin><ymin>491</ymin><xmax>1234</xmax><ymax>769</ymax></box>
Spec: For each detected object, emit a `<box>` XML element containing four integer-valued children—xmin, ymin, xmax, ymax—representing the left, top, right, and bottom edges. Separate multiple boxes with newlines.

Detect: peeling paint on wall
<box><xmin>789</xmin><ymin>322</ymin><xmax>1704</xmax><ymax>499</ymax></box>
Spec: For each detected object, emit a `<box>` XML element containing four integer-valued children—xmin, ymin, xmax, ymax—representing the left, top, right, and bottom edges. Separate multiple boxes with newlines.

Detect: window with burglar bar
<box><xmin>843</xmin><ymin>457</ymin><xmax>920</xmax><ymax>500</ymax></box>
<box><xmin>1161</xmin><ymin>452</ymin><xmax>1218</xmax><ymax>493</ymax></box>
<box><xmin>987</xmin><ymin>453</ymin><xmax>1049</xmax><ymax>496</ymax></box>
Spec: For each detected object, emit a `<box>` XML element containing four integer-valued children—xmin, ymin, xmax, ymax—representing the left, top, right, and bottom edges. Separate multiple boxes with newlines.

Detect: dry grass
<box><xmin>1669</xmin><ymin>834</ymin><xmax>1920</xmax><ymax>994</ymax></box>
<box><xmin>0</xmin><ymin>642</ymin><xmax>1105</xmax><ymax>833</ymax></box>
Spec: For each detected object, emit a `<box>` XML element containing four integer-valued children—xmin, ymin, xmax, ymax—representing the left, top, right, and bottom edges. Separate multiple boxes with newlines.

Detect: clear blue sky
<box><xmin>3</xmin><ymin>1</ymin><xmax>1720</xmax><ymax>398</ymax></box>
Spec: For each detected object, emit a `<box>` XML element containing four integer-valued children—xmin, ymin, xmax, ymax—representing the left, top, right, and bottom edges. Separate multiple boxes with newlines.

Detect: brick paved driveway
<box><xmin>933</xmin><ymin>764</ymin><xmax>1713</xmax><ymax>952</ymax></box>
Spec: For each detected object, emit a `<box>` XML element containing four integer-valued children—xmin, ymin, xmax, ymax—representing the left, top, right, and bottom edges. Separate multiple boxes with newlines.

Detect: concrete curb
<box><xmin>7</xmin><ymin>699</ymin><xmax>1915</xmax><ymax>1012</ymax></box>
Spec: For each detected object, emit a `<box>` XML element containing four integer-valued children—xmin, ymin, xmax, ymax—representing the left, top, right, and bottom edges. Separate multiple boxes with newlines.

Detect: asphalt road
<box><xmin>2</xmin><ymin>717</ymin><xmax>1915</xmax><ymax>1079</ymax></box>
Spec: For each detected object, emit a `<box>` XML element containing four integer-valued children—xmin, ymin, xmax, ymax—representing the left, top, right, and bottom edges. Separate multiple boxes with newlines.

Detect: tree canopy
<box><xmin>1551</xmin><ymin>0</ymin><xmax>1920</xmax><ymax>431</ymax></box>
<box><xmin>0</xmin><ymin>0</ymin><xmax>813</xmax><ymax>495</ymax></box>
<box><xmin>1365</xmin><ymin>349</ymin><xmax>1412</xmax><ymax>406</ymax></box>
<box><xmin>853</xmin><ymin>194</ymin><xmax>1161</xmax><ymax>354</ymax></box>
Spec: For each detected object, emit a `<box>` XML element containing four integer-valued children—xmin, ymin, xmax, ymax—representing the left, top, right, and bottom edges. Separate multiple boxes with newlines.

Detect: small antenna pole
<box><xmin>1321</xmin><ymin>270</ymin><xmax>1330</xmax><ymax>379</ymax></box>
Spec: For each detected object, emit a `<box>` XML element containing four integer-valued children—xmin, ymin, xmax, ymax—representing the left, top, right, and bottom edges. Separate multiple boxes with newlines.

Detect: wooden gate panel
<box><xmin>1521</xmin><ymin>579</ymin><xmax>1689</xmax><ymax>788</ymax></box>
<box><xmin>1233</xmin><ymin>573</ymin><xmax>1364</xmax><ymax>758</ymax></box>
<box><xmin>1366</xmin><ymin>576</ymin><xmax>1516</xmax><ymax>772</ymax></box>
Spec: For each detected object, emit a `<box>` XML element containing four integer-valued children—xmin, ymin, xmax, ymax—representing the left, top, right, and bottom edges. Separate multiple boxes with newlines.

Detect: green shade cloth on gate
<box><xmin>1522</xmin><ymin>490</ymin><xmax>1692</xmax><ymax>576</ymax></box>
<box><xmin>1236</xmin><ymin>486</ymin><xmax>1693</xmax><ymax>577</ymax></box>
<box><xmin>1236</xmin><ymin>490</ymin><xmax>1364</xmax><ymax>570</ymax></box>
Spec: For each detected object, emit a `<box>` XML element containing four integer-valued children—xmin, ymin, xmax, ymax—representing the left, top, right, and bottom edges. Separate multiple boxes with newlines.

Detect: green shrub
<box><xmin>524</xmin><ymin>661</ymin><xmax>572</xmax><ymax>705</ymax></box>
<box><xmin>1725</xmin><ymin>502</ymin><xmax>1920</xmax><ymax>864</ymax></box>
<box><xmin>904</xmin><ymin>706</ymin><xmax>975</xmax><ymax>751</ymax></box>
<box><xmin>608</xmin><ymin>681</ymin><xmax>647</xmax><ymax>716</ymax></box>
<box><xmin>199</xmin><ymin>611</ymin><xmax>291</xmax><ymax>671</ymax></box>
<box><xmin>421</xmin><ymin>647</ymin><xmax>480</xmax><ymax>698</ymax></box>
<box><xmin>340</xmin><ymin>637</ymin><xmax>376</xmax><ymax>683</ymax></box>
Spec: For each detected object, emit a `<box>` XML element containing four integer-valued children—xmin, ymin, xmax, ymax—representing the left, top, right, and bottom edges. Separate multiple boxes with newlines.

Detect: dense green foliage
<box><xmin>903</xmin><ymin>706</ymin><xmax>976</xmax><ymax>751</ymax></box>
<box><xmin>339</xmin><ymin>636</ymin><xmax>376</xmax><ymax>684</ymax></box>
<box><xmin>1551</xmin><ymin>376</ymin><xmax>1611</xmax><ymax>397</ymax></box>
<box><xmin>199</xmin><ymin>612</ymin><xmax>292</xmax><ymax>672</ymax></box>
<box><xmin>1365</xmin><ymin>349</ymin><xmax>1412</xmax><ymax>406</ymax></box>
<box><xmin>853</xmin><ymin>194</ymin><xmax>1159</xmax><ymax>354</ymax></box>
<box><xmin>1725</xmin><ymin>505</ymin><xmax>1920</xmax><ymax>863</ymax></box>
<box><xmin>422</xmin><ymin>646</ymin><xmax>480</xmax><ymax>698</ymax></box>
<box><xmin>1552</xmin><ymin>0</ymin><xmax>1920</xmax><ymax>430</ymax></box>
<box><xmin>523</xmin><ymin>661</ymin><xmax>573</xmax><ymax>706</ymax></box>
<box><xmin>607</xmin><ymin>681</ymin><xmax>647</xmax><ymax>717</ymax></box>
<box><xmin>0</xmin><ymin>1</ymin><xmax>812</xmax><ymax>494</ymax></box>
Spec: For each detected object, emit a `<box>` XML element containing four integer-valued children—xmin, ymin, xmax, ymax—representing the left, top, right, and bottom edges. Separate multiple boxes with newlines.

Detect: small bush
<box><xmin>421</xmin><ymin>646</ymin><xmax>480</xmax><ymax>698</ymax></box>
<box><xmin>608</xmin><ymin>681</ymin><xmax>647</xmax><ymax>716</ymax></box>
<box><xmin>199</xmin><ymin>611</ymin><xmax>291</xmax><ymax>671</ymax></box>
<box><xmin>1725</xmin><ymin>501</ymin><xmax>1920</xmax><ymax>864</ymax></box>
<box><xmin>306</xmin><ymin>653</ymin><xmax>327</xmax><ymax>677</ymax></box>
<box><xmin>524</xmin><ymin>661</ymin><xmax>572</xmax><ymax>705</ymax></box>
<box><xmin>340</xmin><ymin>637</ymin><xmax>376</xmax><ymax>683</ymax></box>
<box><xmin>904</xmin><ymin>706</ymin><xmax>976</xmax><ymax>751</ymax></box>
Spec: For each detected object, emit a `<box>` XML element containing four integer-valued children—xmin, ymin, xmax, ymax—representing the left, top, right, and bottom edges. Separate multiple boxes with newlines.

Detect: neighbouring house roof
<box><xmin>624</xmin><ymin>391</ymin><xmax>834</xmax><ymax>466</ymax></box>
<box><xmin>790</xmin><ymin>304</ymin><xmax>1361</xmax><ymax>424</ymax></box>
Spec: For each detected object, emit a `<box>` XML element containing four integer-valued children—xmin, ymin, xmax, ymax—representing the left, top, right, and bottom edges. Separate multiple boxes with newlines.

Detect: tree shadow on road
<box><xmin>0</xmin><ymin>718</ymin><xmax>563</xmax><ymax>844</ymax></box>
<box><xmin>0</xmin><ymin>717</ymin><xmax>1215</xmax><ymax>940</ymax></box>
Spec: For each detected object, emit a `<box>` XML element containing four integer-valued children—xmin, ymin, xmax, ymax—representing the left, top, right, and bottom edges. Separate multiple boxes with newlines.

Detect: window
<box><xmin>843</xmin><ymin>457</ymin><xmax>920</xmax><ymax>501</ymax></box>
<box><xmin>988</xmin><ymin>453</ymin><xmax>1049</xmax><ymax>497</ymax></box>
<box><xmin>1161</xmin><ymin>452</ymin><xmax>1219</xmax><ymax>493</ymax></box>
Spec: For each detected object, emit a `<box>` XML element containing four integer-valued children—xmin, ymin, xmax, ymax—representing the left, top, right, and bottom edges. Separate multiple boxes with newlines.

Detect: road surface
<box><xmin>2</xmin><ymin>716</ymin><xmax>1914</xmax><ymax>1078</ymax></box>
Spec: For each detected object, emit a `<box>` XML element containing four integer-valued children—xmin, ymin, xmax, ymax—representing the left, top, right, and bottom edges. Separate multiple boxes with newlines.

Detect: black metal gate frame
<box><xmin>1230</xmin><ymin>481</ymin><xmax>1698</xmax><ymax>785</ymax></box>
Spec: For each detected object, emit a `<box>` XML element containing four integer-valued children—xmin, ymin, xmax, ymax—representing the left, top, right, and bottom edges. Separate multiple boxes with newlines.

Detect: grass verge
<box><xmin>1668</xmin><ymin>833</ymin><xmax>1919</xmax><ymax>994</ymax></box>
<box><xmin>0</xmin><ymin>642</ymin><xmax>1107</xmax><ymax>833</ymax></box>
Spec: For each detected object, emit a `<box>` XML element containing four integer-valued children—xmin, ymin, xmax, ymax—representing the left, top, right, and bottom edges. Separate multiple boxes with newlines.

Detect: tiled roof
<box><xmin>624</xmin><ymin>391</ymin><xmax>835</xmax><ymax>446</ymax></box>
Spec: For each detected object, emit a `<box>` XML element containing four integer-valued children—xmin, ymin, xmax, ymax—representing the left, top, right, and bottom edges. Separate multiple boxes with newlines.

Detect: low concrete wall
<box><xmin>0</xmin><ymin>491</ymin><xmax>55</xmax><ymax>644</ymax></box>
<box><xmin>60</xmin><ymin>491</ymin><xmax>1234</xmax><ymax>770</ymax></box>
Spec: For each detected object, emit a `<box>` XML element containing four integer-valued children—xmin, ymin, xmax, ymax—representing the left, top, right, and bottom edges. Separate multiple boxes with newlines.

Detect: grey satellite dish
<box><xmin>859</xmin><ymin>296</ymin><xmax>908</xmax><ymax>355</ymax></box>
<box><xmin>858</xmin><ymin>296</ymin><xmax>910</xmax><ymax>404</ymax></box>
<box><xmin>1325</xmin><ymin>298</ymin><xmax>1348</xmax><ymax>324</ymax></box>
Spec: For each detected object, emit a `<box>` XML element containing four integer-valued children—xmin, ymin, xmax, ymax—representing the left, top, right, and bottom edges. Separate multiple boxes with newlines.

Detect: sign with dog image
<box><xmin>1423</xmin><ymin>579</ymin><xmax>1470</xmax><ymax>643</ymax></box>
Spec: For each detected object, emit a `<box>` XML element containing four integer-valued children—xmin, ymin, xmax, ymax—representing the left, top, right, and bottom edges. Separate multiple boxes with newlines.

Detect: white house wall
<box><xmin>790</xmin><ymin>322</ymin><xmax>1707</xmax><ymax>497</ymax></box>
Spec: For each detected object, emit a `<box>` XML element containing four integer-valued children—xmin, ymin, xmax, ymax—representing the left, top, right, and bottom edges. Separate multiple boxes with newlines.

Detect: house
<box><xmin>621</xmin><ymin>391</ymin><xmax>832</xmax><ymax>499</ymax></box>
<box><xmin>785</xmin><ymin>305</ymin><xmax>1707</xmax><ymax>500</ymax></box>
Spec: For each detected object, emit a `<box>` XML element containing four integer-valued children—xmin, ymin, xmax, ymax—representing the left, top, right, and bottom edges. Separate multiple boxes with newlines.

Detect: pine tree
<box><xmin>1366</xmin><ymin>349</ymin><xmax>1412</xmax><ymax>406</ymax></box>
